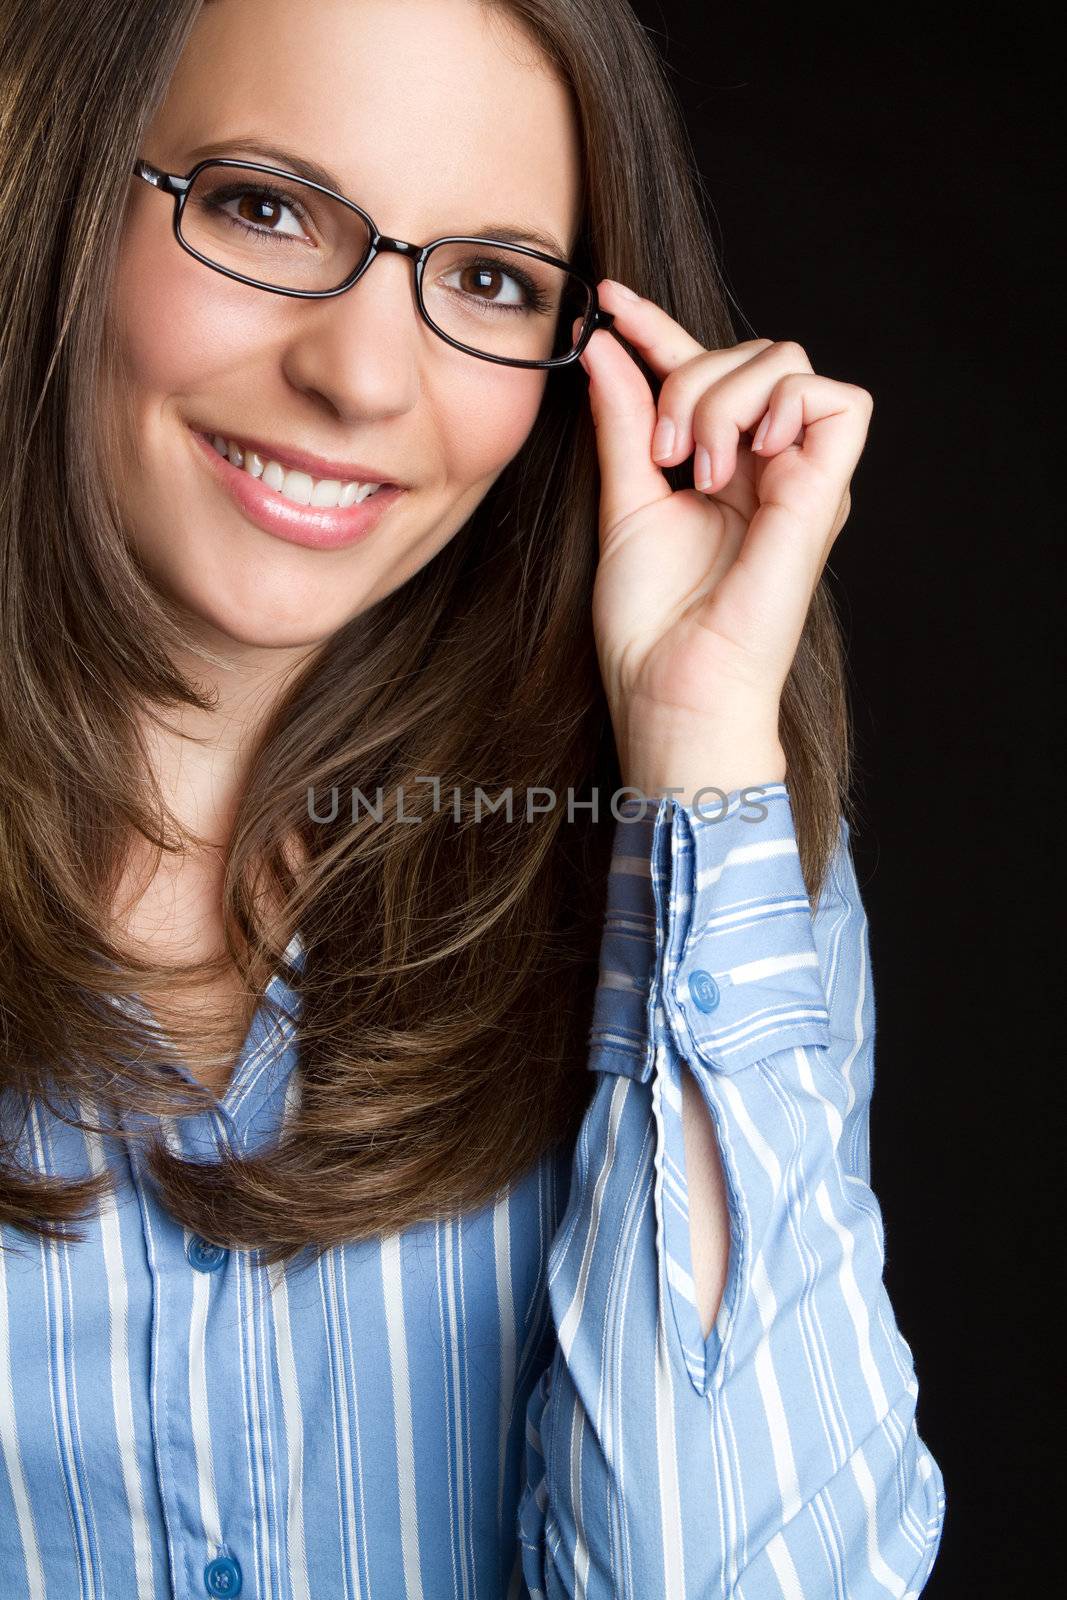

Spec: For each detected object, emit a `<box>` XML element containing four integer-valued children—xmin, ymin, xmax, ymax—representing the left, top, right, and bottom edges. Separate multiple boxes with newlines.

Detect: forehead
<box><xmin>153</xmin><ymin>0</ymin><xmax>583</xmax><ymax>246</ymax></box>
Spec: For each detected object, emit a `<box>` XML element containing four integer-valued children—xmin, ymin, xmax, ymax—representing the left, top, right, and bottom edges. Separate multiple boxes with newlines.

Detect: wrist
<box><xmin>621</xmin><ymin>742</ymin><xmax>787</xmax><ymax>809</ymax></box>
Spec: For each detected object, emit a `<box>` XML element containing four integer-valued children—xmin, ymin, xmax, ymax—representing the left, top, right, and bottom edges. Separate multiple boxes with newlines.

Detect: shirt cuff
<box><xmin>587</xmin><ymin>784</ymin><xmax>832</xmax><ymax>1080</ymax></box>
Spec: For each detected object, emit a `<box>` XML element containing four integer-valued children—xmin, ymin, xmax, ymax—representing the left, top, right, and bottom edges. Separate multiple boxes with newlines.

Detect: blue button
<box><xmin>187</xmin><ymin>1235</ymin><xmax>228</xmax><ymax>1273</ymax></box>
<box><xmin>204</xmin><ymin>1556</ymin><xmax>242</xmax><ymax>1596</ymax></box>
<box><xmin>688</xmin><ymin>969</ymin><xmax>721</xmax><ymax>1013</ymax></box>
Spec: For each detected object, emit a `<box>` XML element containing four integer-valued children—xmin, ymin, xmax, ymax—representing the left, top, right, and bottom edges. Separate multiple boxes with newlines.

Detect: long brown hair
<box><xmin>0</xmin><ymin>0</ymin><xmax>855</xmax><ymax>1266</ymax></box>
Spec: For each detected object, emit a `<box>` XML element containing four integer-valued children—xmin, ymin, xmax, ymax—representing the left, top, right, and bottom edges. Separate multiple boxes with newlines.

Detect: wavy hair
<box><xmin>0</xmin><ymin>0</ymin><xmax>854</xmax><ymax>1265</ymax></box>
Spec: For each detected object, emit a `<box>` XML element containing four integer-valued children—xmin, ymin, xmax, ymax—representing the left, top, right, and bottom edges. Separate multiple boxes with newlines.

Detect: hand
<box><xmin>577</xmin><ymin>280</ymin><xmax>873</xmax><ymax>807</ymax></box>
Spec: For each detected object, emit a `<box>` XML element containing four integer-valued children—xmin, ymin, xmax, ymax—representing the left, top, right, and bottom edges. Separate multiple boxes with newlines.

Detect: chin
<box><xmin>200</xmin><ymin>610</ymin><xmax>335</xmax><ymax>651</ymax></box>
<box><xmin>159</xmin><ymin>574</ymin><xmax>351</xmax><ymax>653</ymax></box>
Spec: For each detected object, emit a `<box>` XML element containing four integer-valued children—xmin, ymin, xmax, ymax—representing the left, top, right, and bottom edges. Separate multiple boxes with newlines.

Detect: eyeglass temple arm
<box><xmin>132</xmin><ymin>159</ymin><xmax>190</xmax><ymax>196</ymax></box>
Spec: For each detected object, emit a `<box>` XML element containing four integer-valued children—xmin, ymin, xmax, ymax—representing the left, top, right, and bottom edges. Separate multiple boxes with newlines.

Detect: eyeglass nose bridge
<box><xmin>373</xmin><ymin>236</ymin><xmax>424</xmax><ymax>261</ymax></box>
<box><xmin>358</xmin><ymin>234</ymin><xmax>433</xmax><ymax>293</ymax></box>
<box><xmin>332</xmin><ymin>232</ymin><xmax>435</xmax><ymax>332</ymax></box>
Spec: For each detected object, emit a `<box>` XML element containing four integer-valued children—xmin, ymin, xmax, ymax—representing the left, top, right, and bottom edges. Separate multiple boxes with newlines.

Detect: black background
<box><xmin>626</xmin><ymin>9</ymin><xmax>1055</xmax><ymax>1594</ymax></box>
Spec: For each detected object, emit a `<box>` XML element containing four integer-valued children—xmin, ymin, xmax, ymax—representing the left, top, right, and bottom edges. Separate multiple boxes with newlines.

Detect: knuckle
<box><xmin>684</xmin><ymin>347</ymin><xmax>718</xmax><ymax>377</ymax></box>
<box><xmin>660</xmin><ymin>355</ymin><xmax>702</xmax><ymax>401</ymax></box>
<box><xmin>771</xmin><ymin>338</ymin><xmax>810</xmax><ymax>368</ymax></box>
<box><xmin>656</xmin><ymin>369</ymin><xmax>686</xmax><ymax>414</ymax></box>
<box><xmin>659</xmin><ymin>351</ymin><xmax>714</xmax><ymax>414</ymax></box>
<box><xmin>773</xmin><ymin>370</ymin><xmax>807</xmax><ymax>395</ymax></box>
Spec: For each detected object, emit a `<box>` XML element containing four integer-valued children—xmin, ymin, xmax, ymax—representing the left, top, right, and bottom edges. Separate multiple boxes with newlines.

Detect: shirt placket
<box><xmin>127</xmin><ymin>1109</ymin><xmax>253</xmax><ymax>1600</ymax></box>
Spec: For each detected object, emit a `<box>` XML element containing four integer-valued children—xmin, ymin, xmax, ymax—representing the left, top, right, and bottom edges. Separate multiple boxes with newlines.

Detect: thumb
<box><xmin>578</xmin><ymin>323</ymin><xmax>672</xmax><ymax>539</ymax></box>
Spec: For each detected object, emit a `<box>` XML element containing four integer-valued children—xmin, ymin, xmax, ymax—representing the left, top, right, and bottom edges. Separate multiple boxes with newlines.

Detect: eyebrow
<box><xmin>183</xmin><ymin>136</ymin><xmax>570</xmax><ymax>260</ymax></box>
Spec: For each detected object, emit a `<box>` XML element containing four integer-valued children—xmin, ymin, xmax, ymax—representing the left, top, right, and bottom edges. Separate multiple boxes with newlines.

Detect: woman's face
<box><xmin>105</xmin><ymin>0</ymin><xmax>581</xmax><ymax>652</ymax></box>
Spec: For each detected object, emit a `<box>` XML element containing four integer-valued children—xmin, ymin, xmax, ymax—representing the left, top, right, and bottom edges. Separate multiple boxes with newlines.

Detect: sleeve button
<box><xmin>688</xmin><ymin>969</ymin><xmax>721</xmax><ymax>1013</ymax></box>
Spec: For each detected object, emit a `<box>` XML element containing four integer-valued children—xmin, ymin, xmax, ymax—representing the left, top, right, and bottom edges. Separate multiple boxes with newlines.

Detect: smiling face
<box><xmin>103</xmin><ymin>0</ymin><xmax>582</xmax><ymax>654</ymax></box>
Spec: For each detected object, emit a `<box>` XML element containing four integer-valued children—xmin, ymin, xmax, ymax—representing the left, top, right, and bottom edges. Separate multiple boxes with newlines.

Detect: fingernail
<box><xmin>694</xmin><ymin>444</ymin><xmax>713</xmax><ymax>489</ymax></box>
<box><xmin>604</xmin><ymin>279</ymin><xmax>640</xmax><ymax>301</ymax></box>
<box><xmin>651</xmin><ymin>417</ymin><xmax>676</xmax><ymax>461</ymax></box>
<box><xmin>751</xmin><ymin>412</ymin><xmax>771</xmax><ymax>451</ymax></box>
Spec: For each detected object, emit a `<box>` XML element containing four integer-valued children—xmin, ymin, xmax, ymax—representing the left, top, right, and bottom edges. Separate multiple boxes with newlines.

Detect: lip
<box><xmin>190</xmin><ymin>421</ymin><xmax>402</xmax><ymax>486</ymax></box>
<box><xmin>189</xmin><ymin>426</ymin><xmax>407</xmax><ymax>551</ymax></box>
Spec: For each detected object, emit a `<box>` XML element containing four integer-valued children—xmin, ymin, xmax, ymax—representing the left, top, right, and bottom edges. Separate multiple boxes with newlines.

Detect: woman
<box><xmin>0</xmin><ymin>0</ymin><xmax>945</xmax><ymax>1594</ymax></box>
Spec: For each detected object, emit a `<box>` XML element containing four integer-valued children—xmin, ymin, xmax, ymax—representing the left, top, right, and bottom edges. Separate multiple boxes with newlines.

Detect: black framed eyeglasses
<box><xmin>132</xmin><ymin>156</ymin><xmax>615</xmax><ymax>370</ymax></box>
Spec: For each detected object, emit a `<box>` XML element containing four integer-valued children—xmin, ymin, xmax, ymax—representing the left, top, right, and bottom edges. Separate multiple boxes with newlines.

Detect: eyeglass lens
<box><xmin>179</xmin><ymin>164</ymin><xmax>592</xmax><ymax>362</ymax></box>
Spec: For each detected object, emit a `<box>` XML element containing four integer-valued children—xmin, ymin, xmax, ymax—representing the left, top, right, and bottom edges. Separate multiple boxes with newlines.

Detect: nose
<box><xmin>280</xmin><ymin>251</ymin><xmax>423</xmax><ymax>423</ymax></box>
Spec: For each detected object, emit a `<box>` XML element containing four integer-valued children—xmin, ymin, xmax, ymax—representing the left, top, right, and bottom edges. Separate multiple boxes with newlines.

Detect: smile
<box><xmin>189</xmin><ymin>425</ymin><xmax>406</xmax><ymax>552</ymax></box>
<box><xmin>208</xmin><ymin>433</ymin><xmax>384</xmax><ymax>509</ymax></box>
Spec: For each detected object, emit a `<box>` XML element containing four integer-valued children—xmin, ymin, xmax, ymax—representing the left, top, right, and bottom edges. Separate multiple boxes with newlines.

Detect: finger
<box><xmin>651</xmin><ymin>344</ymin><xmax>777</xmax><ymax>469</ymax></box>
<box><xmin>599</xmin><ymin>278</ymin><xmax>777</xmax><ymax>365</ymax></box>
<box><xmin>596</xmin><ymin>280</ymin><xmax>709</xmax><ymax>374</ymax></box>
<box><xmin>687</xmin><ymin>341</ymin><xmax>816</xmax><ymax>487</ymax></box>
<box><xmin>598</xmin><ymin>280</ymin><xmax>776</xmax><ymax>394</ymax></box>
<box><xmin>732</xmin><ymin>387</ymin><xmax>870</xmax><ymax>597</ymax></box>
<box><xmin>753</xmin><ymin>377</ymin><xmax>873</xmax><ymax>481</ymax></box>
<box><xmin>577</xmin><ymin>323</ymin><xmax>672</xmax><ymax>538</ymax></box>
<box><xmin>729</xmin><ymin>492</ymin><xmax>836</xmax><ymax>626</ymax></box>
<box><xmin>597</xmin><ymin>284</ymin><xmax>786</xmax><ymax>469</ymax></box>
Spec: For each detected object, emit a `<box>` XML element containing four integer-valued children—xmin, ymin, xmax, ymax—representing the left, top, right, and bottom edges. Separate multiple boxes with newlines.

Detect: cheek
<box><xmin>107</xmin><ymin>220</ymin><xmax>265</xmax><ymax>402</ymax></box>
<box><xmin>434</xmin><ymin>363</ymin><xmax>549</xmax><ymax>487</ymax></box>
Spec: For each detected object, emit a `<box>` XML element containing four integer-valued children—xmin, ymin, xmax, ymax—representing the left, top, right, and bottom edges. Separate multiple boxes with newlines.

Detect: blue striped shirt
<box><xmin>0</xmin><ymin>782</ymin><xmax>945</xmax><ymax>1597</ymax></box>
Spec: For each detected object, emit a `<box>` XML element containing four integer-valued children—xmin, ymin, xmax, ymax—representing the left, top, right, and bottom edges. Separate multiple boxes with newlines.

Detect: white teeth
<box><xmin>280</xmin><ymin>469</ymin><xmax>314</xmax><ymax>506</ymax></box>
<box><xmin>212</xmin><ymin>434</ymin><xmax>385</xmax><ymax>507</ymax></box>
<box><xmin>310</xmin><ymin>478</ymin><xmax>343</xmax><ymax>508</ymax></box>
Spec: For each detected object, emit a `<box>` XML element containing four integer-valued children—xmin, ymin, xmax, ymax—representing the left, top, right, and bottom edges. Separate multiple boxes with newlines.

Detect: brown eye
<box><xmin>438</xmin><ymin>256</ymin><xmax>537</xmax><ymax>310</ymax></box>
<box><xmin>459</xmin><ymin>265</ymin><xmax>507</xmax><ymax>300</ymax></box>
<box><xmin>236</xmin><ymin>193</ymin><xmax>284</xmax><ymax>229</ymax></box>
<box><xmin>196</xmin><ymin>180</ymin><xmax>309</xmax><ymax>240</ymax></box>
